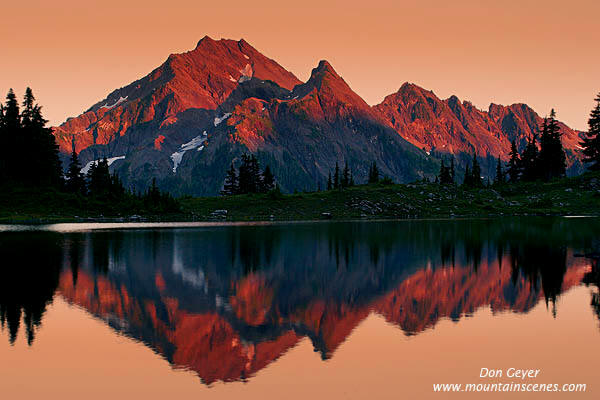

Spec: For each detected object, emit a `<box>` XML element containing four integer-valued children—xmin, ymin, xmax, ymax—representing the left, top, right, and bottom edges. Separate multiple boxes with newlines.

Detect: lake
<box><xmin>1</xmin><ymin>218</ymin><xmax>599</xmax><ymax>399</ymax></box>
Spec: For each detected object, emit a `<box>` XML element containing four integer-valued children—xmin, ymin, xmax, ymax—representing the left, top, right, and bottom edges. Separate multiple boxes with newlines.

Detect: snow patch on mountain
<box><xmin>81</xmin><ymin>156</ymin><xmax>126</xmax><ymax>175</ymax></box>
<box><xmin>170</xmin><ymin>131</ymin><xmax>208</xmax><ymax>173</ymax></box>
<box><xmin>100</xmin><ymin>96</ymin><xmax>128</xmax><ymax>110</ymax></box>
<box><xmin>214</xmin><ymin>113</ymin><xmax>231</xmax><ymax>126</ymax></box>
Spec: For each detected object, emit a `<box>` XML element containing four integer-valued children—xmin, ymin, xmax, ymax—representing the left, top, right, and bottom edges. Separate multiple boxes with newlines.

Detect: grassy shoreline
<box><xmin>1</xmin><ymin>172</ymin><xmax>599</xmax><ymax>225</ymax></box>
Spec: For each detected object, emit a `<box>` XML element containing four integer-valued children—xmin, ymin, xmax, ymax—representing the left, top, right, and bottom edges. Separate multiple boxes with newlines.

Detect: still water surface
<box><xmin>1</xmin><ymin>218</ymin><xmax>599</xmax><ymax>399</ymax></box>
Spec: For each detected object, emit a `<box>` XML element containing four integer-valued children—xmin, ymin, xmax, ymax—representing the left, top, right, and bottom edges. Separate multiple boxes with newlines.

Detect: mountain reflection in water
<box><xmin>0</xmin><ymin>218</ymin><xmax>598</xmax><ymax>385</ymax></box>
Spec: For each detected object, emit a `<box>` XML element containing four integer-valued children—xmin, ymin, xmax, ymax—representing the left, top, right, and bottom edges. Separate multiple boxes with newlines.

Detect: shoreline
<box><xmin>2</xmin><ymin>172</ymin><xmax>599</xmax><ymax>226</ymax></box>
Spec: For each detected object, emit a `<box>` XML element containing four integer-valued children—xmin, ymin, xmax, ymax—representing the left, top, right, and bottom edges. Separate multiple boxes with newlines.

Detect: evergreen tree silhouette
<box><xmin>538</xmin><ymin>110</ymin><xmax>566</xmax><ymax>180</ymax></box>
<box><xmin>333</xmin><ymin>162</ymin><xmax>340</xmax><ymax>189</ymax></box>
<box><xmin>341</xmin><ymin>162</ymin><xmax>350</xmax><ymax>188</ymax></box>
<box><xmin>463</xmin><ymin>164</ymin><xmax>472</xmax><ymax>187</ymax></box>
<box><xmin>438</xmin><ymin>160</ymin><xmax>453</xmax><ymax>184</ymax></box>
<box><xmin>581</xmin><ymin>93</ymin><xmax>600</xmax><ymax>170</ymax></box>
<box><xmin>520</xmin><ymin>131</ymin><xmax>540</xmax><ymax>181</ymax></box>
<box><xmin>87</xmin><ymin>157</ymin><xmax>112</xmax><ymax>197</ymax></box>
<box><xmin>507</xmin><ymin>140</ymin><xmax>521</xmax><ymax>182</ymax></box>
<box><xmin>65</xmin><ymin>150</ymin><xmax>86</xmax><ymax>194</ymax></box>
<box><xmin>471</xmin><ymin>153</ymin><xmax>482</xmax><ymax>187</ymax></box>
<box><xmin>3</xmin><ymin>89</ymin><xmax>20</xmax><ymax>131</ymax></box>
<box><xmin>368</xmin><ymin>161</ymin><xmax>380</xmax><ymax>184</ymax></box>
<box><xmin>222</xmin><ymin>156</ymin><xmax>277</xmax><ymax>195</ymax></box>
<box><xmin>236</xmin><ymin>154</ymin><xmax>266</xmax><ymax>194</ymax></box>
<box><xmin>221</xmin><ymin>162</ymin><xmax>238</xmax><ymax>195</ymax></box>
<box><xmin>261</xmin><ymin>165</ymin><xmax>275</xmax><ymax>192</ymax></box>
<box><xmin>494</xmin><ymin>158</ymin><xmax>505</xmax><ymax>185</ymax></box>
<box><xmin>0</xmin><ymin>89</ymin><xmax>20</xmax><ymax>183</ymax></box>
<box><xmin>0</xmin><ymin>88</ymin><xmax>62</xmax><ymax>187</ymax></box>
<box><xmin>327</xmin><ymin>172</ymin><xmax>332</xmax><ymax>190</ymax></box>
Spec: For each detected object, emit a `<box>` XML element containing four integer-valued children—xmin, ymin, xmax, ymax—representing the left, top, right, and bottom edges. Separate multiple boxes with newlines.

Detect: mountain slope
<box><xmin>170</xmin><ymin>60</ymin><xmax>436</xmax><ymax>194</ymax></box>
<box><xmin>375</xmin><ymin>83</ymin><xmax>585</xmax><ymax>174</ymax></box>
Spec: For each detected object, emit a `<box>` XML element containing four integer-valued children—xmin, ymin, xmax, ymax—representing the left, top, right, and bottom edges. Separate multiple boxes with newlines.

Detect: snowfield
<box><xmin>80</xmin><ymin>156</ymin><xmax>126</xmax><ymax>175</ymax></box>
<box><xmin>170</xmin><ymin>131</ymin><xmax>208</xmax><ymax>173</ymax></box>
<box><xmin>100</xmin><ymin>96</ymin><xmax>128</xmax><ymax>110</ymax></box>
<box><xmin>214</xmin><ymin>113</ymin><xmax>231</xmax><ymax>127</ymax></box>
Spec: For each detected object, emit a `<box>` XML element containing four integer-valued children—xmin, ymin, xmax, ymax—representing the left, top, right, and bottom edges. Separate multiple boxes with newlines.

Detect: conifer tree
<box><xmin>234</xmin><ymin>154</ymin><xmax>268</xmax><ymax>194</ymax></box>
<box><xmin>1</xmin><ymin>90</ymin><xmax>20</xmax><ymax>182</ymax></box>
<box><xmin>20</xmin><ymin>88</ymin><xmax>35</xmax><ymax>128</ymax></box>
<box><xmin>449</xmin><ymin>158</ymin><xmax>455</xmax><ymax>184</ymax></box>
<box><xmin>0</xmin><ymin>88</ymin><xmax>62</xmax><ymax>187</ymax></box>
<box><xmin>538</xmin><ymin>110</ymin><xmax>566</xmax><ymax>180</ymax></box>
<box><xmin>261</xmin><ymin>165</ymin><xmax>275</xmax><ymax>192</ymax></box>
<box><xmin>463</xmin><ymin>164</ymin><xmax>472</xmax><ymax>187</ymax></box>
<box><xmin>3</xmin><ymin>89</ymin><xmax>20</xmax><ymax>131</ymax></box>
<box><xmin>548</xmin><ymin>109</ymin><xmax>566</xmax><ymax>178</ymax></box>
<box><xmin>581</xmin><ymin>93</ymin><xmax>600</xmax><ymax>170</ymax></box>
<box><xmin>438</xmin><ymin>160</ymin><xmax>452</xmax><ymax>184</ymax></box>
<box><xmin>494</xmin><ymin>158</ymin><xmax>505</xmax><ymax>185</ymax></box>
<box><xmin>333</xmin><ymin>162</ymin><xmax>340</xmax><ymax>189</ymax></box>
<box><xmin>237</xmin><ymin>154</ymin><xmax>257</xmax><ymax>194</ymax></box>
<box><xmin>438</xmin><ymin>160</ymin><xmax>445</xmax><ymax>183</ymax></box>
<box><xmin>341</xmin><ymin>162</ymin><xmax>350</xmax><ymax>188</ymax></box>
<box><xmin>327</xmin><ymin>172</ymin><xmax>332</xmax><ymax>190</ymax></box>
<box><xmin>249</xmin><ymin>155</ymin><xmax>261</xmax><ymax>192</ymax></box>
<box><xmin>65</xmin><ymin>150</ymin><xmax>86</xmax><ymax>194</ymax></box>
<box><xmin>507</xmin><ymin>140</ymin><xmax>521</xmax><ymax>182</ymax></box>
<box><xmin>368</xmin><ymin>161</ymin><xmax>380</xmax><ymax>184</ymax></box>
<box><xmin>221</xmin><ymin>162</ymin><xmax>238</xmax><ymax>195</ymax></box>
<box><xmin>471</xmin><ymin>153</ymin><xmax>482</xmax><ymax>188</ymax></box>
<box><xmin>520</xmin><ymin>132</ymin><xmax>539</xmax><ymax>182</ymax></box>
<box><xmin>87</xmin><ymin>158</ymin><xmax>112</xmax><ymax>197</ymax></box>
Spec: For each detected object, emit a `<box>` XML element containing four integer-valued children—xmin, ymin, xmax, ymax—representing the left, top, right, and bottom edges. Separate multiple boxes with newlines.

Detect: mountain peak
<box><xmin>316</xmin><ymin>59</ymin><xmax>335</xmax><ymax>71</ymax></box>
<box><xmin>195</xmin><ymin>35</ymin><xmax>216</xmax><ymax>48</ymax></box>
<box><xmin>308</xmin><ymin>60</ymin><xmax>340</xmax><ymax>81</ymax></box>
<box><xmin>397</xmin><ymin>82</ymin><xmax>434</xmax><ymax>97</ymax></box>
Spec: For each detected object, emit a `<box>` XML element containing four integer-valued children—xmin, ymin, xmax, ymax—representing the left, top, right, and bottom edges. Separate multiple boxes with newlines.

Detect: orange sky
<box><xmin>1</xmin><ymin>0</ymin><xmax>598</xmax><ymax>130</ymax></box>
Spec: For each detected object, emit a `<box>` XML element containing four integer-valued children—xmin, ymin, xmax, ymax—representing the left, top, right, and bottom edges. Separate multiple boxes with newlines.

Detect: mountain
<box><xmin>375</xmin><ymin>83</ymin><xmax>586</xmax><ymax>174</ymax></box>
<box><xmin>53</xmin><ymin>37</ymin><xmax>586</xmax><ymax>194</ymax></box>
<box><xmin>53</xmin><ymin>36</ymin><xmax>300</xmax><ymax>154</ymax></box>
<box><xmin>52</xmin><ymin>39</ymin><xmax>434</xmax><ymax>195</ymax></box>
